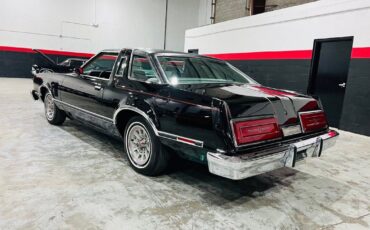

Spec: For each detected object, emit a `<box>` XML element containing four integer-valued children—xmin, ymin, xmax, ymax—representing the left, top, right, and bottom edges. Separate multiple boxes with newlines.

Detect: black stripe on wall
<box><xmin>229</xmin><ymin>60</ymin><xmax>312</xmax><ymax>94</ymax></box>
<box><xmin>340</xmin><ymin>59</ymin><xmax>370</xmax><ymax>136</ymax></box>
<box><xmin>0</xmin><ymin>51</ymin><xmax>87</xmax><ymax>78</ymax></box>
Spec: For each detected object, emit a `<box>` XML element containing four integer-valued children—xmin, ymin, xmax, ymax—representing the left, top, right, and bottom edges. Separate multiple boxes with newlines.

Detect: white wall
<box><xmin>166</xmin><ymin>0</ymin><xmax>212</xmax><ymax>51</ymax></box>
<box><xmin>185</xmin><ymin>0</ymin><xmax>370</xmax><ymax>53</ymax></box>
<box><xmin>0</xmin><ymin>0</ymin><xmax>211</xmax><ymax>53</ymax></box>
<box><xmin>198</xmin><ymin>0</ymin><xmax>213</xmax><ymax>27</ymax></box>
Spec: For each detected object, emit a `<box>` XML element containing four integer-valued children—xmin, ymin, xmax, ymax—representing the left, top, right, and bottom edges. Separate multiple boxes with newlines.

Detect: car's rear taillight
<box><xmin>232</xmin><ymin>117</ymin><xmax>282</xmax><ymax>145</ymax></box>
<box><xmin>299</xmin><ymin>111</ymin><xmax>328</xmax><ymax>133</ymax></box>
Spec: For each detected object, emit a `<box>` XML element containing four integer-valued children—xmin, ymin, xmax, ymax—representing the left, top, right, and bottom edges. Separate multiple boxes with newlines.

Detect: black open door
<box><xmin>308</xmin><ymin>37</ymin><xmax>353</xmax><ymax>128</ymax></box>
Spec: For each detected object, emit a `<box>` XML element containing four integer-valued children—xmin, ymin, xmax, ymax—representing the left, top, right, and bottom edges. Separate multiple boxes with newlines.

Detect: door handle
<box><xmin>94</xmin><ymin>85</ymin><xmax>102</xmax><ymax>91</ymax></box>
<box><xmin>338</xmin><ymin>82</ymin><xmax>346</xmax><ymax>88</ymax></box>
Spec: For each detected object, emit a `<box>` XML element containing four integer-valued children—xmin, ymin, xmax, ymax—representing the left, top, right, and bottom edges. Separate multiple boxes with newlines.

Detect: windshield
<box><xmin>156</xmin><ymin>56</ymin><xmax>256</xmax><ymax>85</ymax></box>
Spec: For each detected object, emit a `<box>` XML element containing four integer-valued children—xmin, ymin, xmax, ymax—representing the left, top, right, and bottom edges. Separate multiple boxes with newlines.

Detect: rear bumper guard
<box><xmin>207</xmin><ymin>130</ymin><xmax>339</xmax><ymax>180</ymax></box>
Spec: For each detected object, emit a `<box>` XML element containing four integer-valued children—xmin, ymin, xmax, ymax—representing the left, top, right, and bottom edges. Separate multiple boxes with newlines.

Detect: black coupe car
<box><xmin>31</xmin><ymin>48</ymin><xmax>338</xmax><ymax>180</ymax></box>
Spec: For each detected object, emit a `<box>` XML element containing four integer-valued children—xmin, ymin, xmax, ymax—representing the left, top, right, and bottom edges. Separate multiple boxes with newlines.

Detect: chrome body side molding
<box><xmin>113</xmin><ymin>106</ymin><xmax>159</xmax><ymax>135</ymax></box>
<box><xmin>54</xmin><ymin>99</ymin><xmax>114</xmax><ymax>122</ymax></box>
<box><xmin>158</xmin><ymin>131</ymin><xmax>204</xmax><ymax>148</ymax></box>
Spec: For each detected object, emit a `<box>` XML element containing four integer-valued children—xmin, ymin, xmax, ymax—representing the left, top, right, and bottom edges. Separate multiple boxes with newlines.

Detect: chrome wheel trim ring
<box><xmin>125</xmin><ymin>122</ymin><xmax>152</xmax><ymax>168</ymax></box>
<box><xmin>45</xmin><ymin>94</ymin><xmax>55</xmax><ymax>121</ymax></box>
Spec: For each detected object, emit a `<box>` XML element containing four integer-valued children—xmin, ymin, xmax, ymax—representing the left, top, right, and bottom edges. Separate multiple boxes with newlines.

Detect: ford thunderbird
<box><xmin>31</xmin><ymin>48</ymin><xmax>338</xmax><ymax>180</ymax></box>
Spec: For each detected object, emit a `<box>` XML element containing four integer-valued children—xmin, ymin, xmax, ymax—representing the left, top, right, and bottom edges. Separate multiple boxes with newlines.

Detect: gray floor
<box><xmin>0</xmin><ymin>78</ymin><xmax>370</xmax><ymax>230</ymax></box>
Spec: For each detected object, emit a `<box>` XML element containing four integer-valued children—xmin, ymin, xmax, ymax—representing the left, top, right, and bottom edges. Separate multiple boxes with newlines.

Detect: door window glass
<box><xmin>82</xmin><ymin>53</ymin><xmax>118</xmax><ymax>79</ymax></box>
<box><xmin>130</xmin><ymin>56</ymin><xmax>159</xmax><ymax>83</ymax></box>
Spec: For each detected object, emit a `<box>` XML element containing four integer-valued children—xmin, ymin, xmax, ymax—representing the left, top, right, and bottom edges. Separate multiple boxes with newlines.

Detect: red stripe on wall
<box><xmin>0</xmin><ymin>46</ymin><xmax>94</xmax><ymax>58</ymax></box>
<box><xmin>0</xmin><ymin>46</ymin><xmax>35</xmax><ymax>53</ymax></box>
<box><xmin>205</xmin><ymin>47</ymin><xmax>370</xmax><ymax>60</ymax></box>
<box><xmin>351</xmin><ymin>47</ymin><xmax>370</xmax><ymax>59</ymax></box>
<box><xmin>38</xmin><ymin>49</ymin><xmax>93</xmax><ymax>58</ymax></box>
<box><xmin>1</xmin><ymin>45</ymin><xmax>370</xmax><ymax>60</ymax></box>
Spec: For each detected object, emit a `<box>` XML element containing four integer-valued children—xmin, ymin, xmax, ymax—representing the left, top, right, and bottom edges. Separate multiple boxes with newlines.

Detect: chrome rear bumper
<box><xmin>207</xmin><ymin>130</ymin><xmax>339</xmax><ymax>180</ymax></box>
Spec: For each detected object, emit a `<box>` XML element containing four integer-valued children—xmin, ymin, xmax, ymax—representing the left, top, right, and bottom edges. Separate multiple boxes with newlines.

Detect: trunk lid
<box><xmin>174</xmin><ymin>83</ymin><xmax>320</xmax><ymax>127</ymax></box>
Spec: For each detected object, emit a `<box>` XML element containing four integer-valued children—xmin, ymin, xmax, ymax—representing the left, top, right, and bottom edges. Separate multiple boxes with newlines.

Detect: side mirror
<box><xmin>31</xmin><ymin>64</ymin><xmax>39</xmax><ymax>75</ymax></box>
<box><xmin>74</xmin><ymin>67</ymin><xmax>83</xmax><ymax>75</ymax></box>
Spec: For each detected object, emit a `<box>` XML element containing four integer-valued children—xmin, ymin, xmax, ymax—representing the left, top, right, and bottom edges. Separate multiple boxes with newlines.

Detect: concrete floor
<box><xmin>0</xmin><ymin>78</ymin><xmax>370</xmax><ymax>230</ymax></box>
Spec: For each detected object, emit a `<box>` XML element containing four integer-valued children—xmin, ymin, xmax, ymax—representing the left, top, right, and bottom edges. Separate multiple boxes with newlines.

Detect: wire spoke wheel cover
<box><xmin>45</xmin><ymin>94</ymin><xmax>55</xmax><ymax>120</ymax></box>
<box><xmin>126</xmin><ymin>122</ymin><xmax>152</xmax><ymax>168</ymax></box>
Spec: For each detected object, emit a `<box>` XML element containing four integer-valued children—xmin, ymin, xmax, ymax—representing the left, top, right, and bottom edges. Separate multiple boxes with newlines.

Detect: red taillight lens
<box><xmin>232</xmin><ymin>117</ymin><xmax>282</xmax><ymax>145</ymax></box>
<box><xmin>299</xmin><ymin>111</ymin><xmax>328</xmax><ymax>133</ymax></box>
